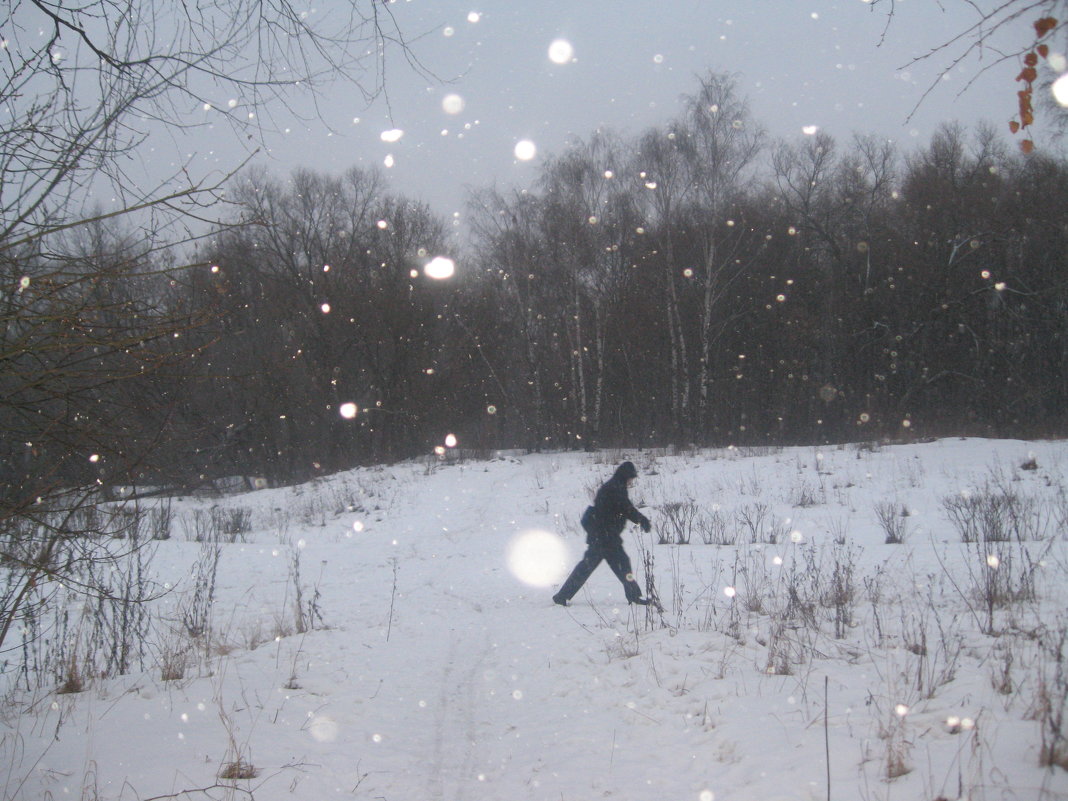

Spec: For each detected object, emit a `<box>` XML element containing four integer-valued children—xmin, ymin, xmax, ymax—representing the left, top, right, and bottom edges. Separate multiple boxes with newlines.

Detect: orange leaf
<box><xmin>1020</xmin><ymin>139</ymin><xmax>1035</xmax><ymax>154</ymax></box>
<box><xmin>1009</xmin><ymin>120</ymin><xmax>1020</xmax><ymax>134</ymax></box>
<box><xmin>1019</xmin><ymin>90</ymin><xmax>1034</xmax><ymax>125</ymax></box>
<box><xmin>1034</xmin><ymin>17</ymin><xmax>1058</xmax><ymax>37</ymax></box>
<box><xmin>1038</xmin><ymin>44</ymin><xmax>1050</xmax><ymax>59</ymax></box>
<box><xmin>1019</xmin><ymin>89</ymin><xmax>1033</xmax><ymax>114</ymax></box>
<box><xmin>1017</xmin><ymin>66</ymin><xmax>1038</xmax><ymax>83</ymax></box>
<box><xmin>1024</xmin><ymin>52</ymin><xmax>1039</xmax><ymax>67</ymax></box>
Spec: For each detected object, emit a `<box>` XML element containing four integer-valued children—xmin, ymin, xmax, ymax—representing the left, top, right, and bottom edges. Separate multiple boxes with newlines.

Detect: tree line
<box><xmin>6</xmin><ymin>73</ymin><xmax>1068</xmax><ymax>493</ymax></box>
<box><xmin>456</xmin><ymin>76</ymin><xmax>1068</xmax><ymax>460</ymax></box>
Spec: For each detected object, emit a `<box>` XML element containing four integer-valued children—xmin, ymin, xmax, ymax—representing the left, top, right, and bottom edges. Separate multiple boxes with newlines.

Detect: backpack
<box><xmin>580</xmin><ymin>505</ymin><xmax>597</xmax><ymax>536</ymax></box>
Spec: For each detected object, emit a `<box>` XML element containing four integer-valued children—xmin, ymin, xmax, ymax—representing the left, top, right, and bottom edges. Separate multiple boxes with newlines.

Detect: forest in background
<box><xmin>5</xmin><ymin>73</ymin><xmax>1068</xmax><ymax>492</ymax></box>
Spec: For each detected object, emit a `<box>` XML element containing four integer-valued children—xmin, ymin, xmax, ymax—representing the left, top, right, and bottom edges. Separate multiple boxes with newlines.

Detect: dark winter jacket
<box><xmin>583</xmin><ymin>461</ymin><xmax>650</xmax><ymax>541</ymax></box>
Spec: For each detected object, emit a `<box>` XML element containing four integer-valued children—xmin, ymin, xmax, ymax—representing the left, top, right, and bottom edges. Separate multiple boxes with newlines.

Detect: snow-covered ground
<box><xmin>4</xmin><ymin>438</ymin><xmax>1068</xmax><ymax>800</ymax></box>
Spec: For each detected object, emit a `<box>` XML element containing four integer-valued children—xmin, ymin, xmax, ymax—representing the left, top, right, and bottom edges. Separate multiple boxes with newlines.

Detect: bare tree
<box><xmin>0</xmin><ymin>0</ymin><xmax>422</xmax><ymax>653</ymax></box>
<box><xmin>538</xmin><ymin>131</ymin><xmax>640</xmax><ymax>447</ymax></box>
<box><xmin>466</xmin><ymin>188</ymin><xmax>554</xmax><ymax>450</ymax></box>
<box><xmin>676</xmin><ymin>73</ymin><xmax>766</xmax><ymax>437</ymax></box>
<box><xmin>632</xmin><ymin>124</ymin><xmax>696</xmax><ymax>442</ymax></box>
<box><xmin>2</xmin><ymin>0</ymin><xmax>421</xmax><ymax>244</ymax></box>
<box><xmin>193</xmin><ymin>166</ymin><xmax>452</xmax><ymax>475</ymax></box>
<box><xmin>872</xmin><ymin>0</ymin><xmax>1067</xmax><ymax>149</ymax></box>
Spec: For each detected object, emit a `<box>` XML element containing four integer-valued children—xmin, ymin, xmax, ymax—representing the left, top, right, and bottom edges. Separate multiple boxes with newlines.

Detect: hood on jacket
<box><xmin>612</xmin><ymin>461</ymin><xmax>638</xmax><ymax>482</ymax></box>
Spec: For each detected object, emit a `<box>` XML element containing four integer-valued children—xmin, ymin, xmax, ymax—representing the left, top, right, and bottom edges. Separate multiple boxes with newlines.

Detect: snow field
<box><xmin>3</xmin><ymin>439</ymin><xmax>1068</xmax><ymax>800</ymax></box>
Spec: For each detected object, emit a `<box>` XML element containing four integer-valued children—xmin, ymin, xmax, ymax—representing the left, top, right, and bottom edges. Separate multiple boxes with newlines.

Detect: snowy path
<box><xmin>290</xmin><ymin>459</ymin><xmax>730</xmax><ymax>800</ymax></box>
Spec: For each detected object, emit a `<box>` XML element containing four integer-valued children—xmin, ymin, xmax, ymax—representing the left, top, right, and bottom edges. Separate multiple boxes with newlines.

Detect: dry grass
<box><xmin>218</xmin><ymin>758</ymin><xmax>259</xmax><ymax>780</ymax></box>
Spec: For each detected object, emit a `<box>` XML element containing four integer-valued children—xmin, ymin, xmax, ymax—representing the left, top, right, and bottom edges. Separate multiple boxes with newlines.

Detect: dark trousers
<box><xmin>556</xmin><ymin>536</ymin><xmax>642</xmax><ymax>603</ymax></box>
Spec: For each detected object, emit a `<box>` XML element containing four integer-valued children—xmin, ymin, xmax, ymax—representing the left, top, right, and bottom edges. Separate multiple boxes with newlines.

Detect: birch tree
<box><xmin>633</xmin><ymin>124</ymin><xmax>695</xmax><ymax>442</ymax></box>
<box><xmin>538</xmin><ymin>132</ymin><xmax>639</xmax><ymax>447</ymax></box>
<box><xmin>677</xmin><ymin>73</ymin><xmax>766</xmax><ymax>437</ymax></box>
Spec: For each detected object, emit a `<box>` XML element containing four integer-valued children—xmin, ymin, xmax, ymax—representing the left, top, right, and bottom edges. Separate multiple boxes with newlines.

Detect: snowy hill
<box><xmin>4</xmin><ymin>439</ymin><xmax>1068</xmax><ymax>800</ymax></box>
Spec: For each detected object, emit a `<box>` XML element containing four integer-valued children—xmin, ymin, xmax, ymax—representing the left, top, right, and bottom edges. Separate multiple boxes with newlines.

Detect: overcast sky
<box><xmin>176</xmin><ymin>0</ymin><xmax>1052</xmax><ymax>222</ymax></box>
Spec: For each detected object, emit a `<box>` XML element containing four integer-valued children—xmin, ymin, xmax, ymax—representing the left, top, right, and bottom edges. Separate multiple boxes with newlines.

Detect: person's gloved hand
<box><xmin>640</xmin><ymin>517</ymin><xmax>651</xmax><ymax>533</ymax></box>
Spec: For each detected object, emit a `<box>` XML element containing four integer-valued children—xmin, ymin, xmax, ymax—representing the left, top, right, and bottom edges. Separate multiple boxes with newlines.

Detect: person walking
<box><xmin>553</xmin><ymin>460</ymin><xmax>652</xmax><ymax>606</ymax></box>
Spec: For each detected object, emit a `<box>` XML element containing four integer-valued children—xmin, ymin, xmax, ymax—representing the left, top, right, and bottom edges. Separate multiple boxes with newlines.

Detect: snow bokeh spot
<box><xmin>548</xmin><ymin>39</ymin><xmax>574</xmax><ymax>64</ymax></box>
<box><xmin>424</xmin><ymin>256</ymin><xmax>456</xmax><ymax>279</ymax></box>
<box><xmin>507</xmin><ymin>529</ymin><xmax>569</xmax><ymax>587</ymax></box>
<box><xmin>309</xmin><ymin>715</ymin><xmax>339</xmax><ymax>742</ymax></box>
<box><xmin>1053</xmin><ymin>73</ymin><xmax>1068</xmax><ymax>107</ymax></box>
<box><xmin>442</xmin><ymin>94</ymin><xmax>465</xmax><ymax>115</ymax></box>
<box><xmin>514</xmin><ymin>139</ymin><xmax>537</xmax><ymax>161</ymax></box>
